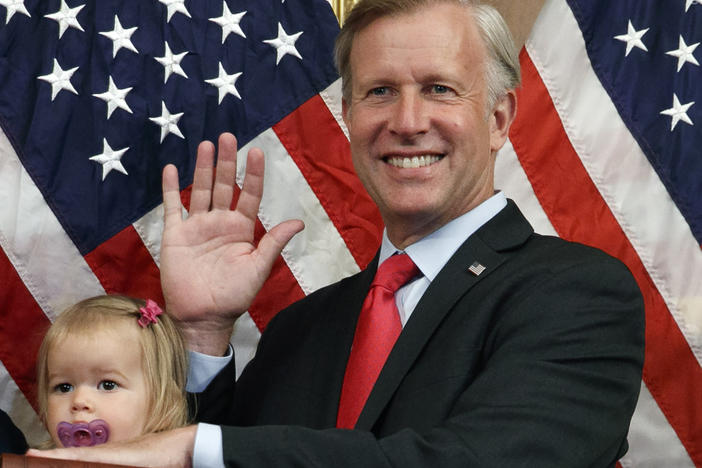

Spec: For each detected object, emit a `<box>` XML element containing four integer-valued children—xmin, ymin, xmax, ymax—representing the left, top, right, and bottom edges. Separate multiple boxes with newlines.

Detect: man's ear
<box><xmin>489</xmin><ymin>90</ymin><xmax>517</xmax><ymax>153</ymax></box>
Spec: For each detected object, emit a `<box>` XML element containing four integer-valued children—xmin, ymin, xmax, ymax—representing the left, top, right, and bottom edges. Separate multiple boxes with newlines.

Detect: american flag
<box><xmin>0</xmin><ymin>1</ymin><xmax>700</xmax><ymax>466</ymax></box>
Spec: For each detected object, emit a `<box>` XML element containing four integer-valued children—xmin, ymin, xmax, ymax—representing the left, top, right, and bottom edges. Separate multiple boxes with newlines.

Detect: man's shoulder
<box><xmin>479</xmin><ymin>198</ymin><xmax>631</xmax><ymax>275</ymax></box>
<box><xmin>523</xmin><ymin>231</ymin><xmax>631</xmax><ymax>273</ymax></box>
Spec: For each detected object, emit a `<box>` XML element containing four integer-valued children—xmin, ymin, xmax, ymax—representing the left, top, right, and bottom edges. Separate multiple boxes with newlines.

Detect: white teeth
<box><xmin>387</xmin><ymin>155</ymin><xmax>441</xmax><ymax>168</ymax></box>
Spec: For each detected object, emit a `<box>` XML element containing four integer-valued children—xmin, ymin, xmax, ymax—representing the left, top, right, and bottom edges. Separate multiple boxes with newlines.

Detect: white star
<box><xmin>660</xmin><ymin>94</ymin><xmax>695</xmax><ymax>131</ymax></box>
<box><xmin>209</xmin><ymin>3</ymin><xmax>246</xmax><ymax>43</ymax></box>
<box><xmin>614</xmin><ymin>20</ymin><xmax>649</xmax><ymax>57</ymax></box>
<box><xmin>666</xmin><ymin>35</ymin><xmax>700</xmax><ymax>72</ymax></box>
<box><xmin>89</xmin><ymin>138</ymin><xmax>129</xmax><ymax>180</ymax></box>
<box><xmin>263</xmin><ymin>23</ymin><xmax>303</xmax><ymax>65</ymax></box>
<box><xmin>37</xmin><ymin>58</ymin><xmax>79</xmax><ymax>101</ymax></box>
<box><xmin>93</xmin><ymin>76</ymin><xmax>133</xmax><ymax>119</ymax></box>
<box><xmin>686</xmin><ymin>0</ymin><xmax>702</xmax><ymax>12</ymax></box>
<box><xmin>205</xmin><ymin>63</ymin><xmax>242</xmax><ymax>104</ymax></box>
<box><xmin>158</xmin><ymin>0</ymin><xmax>191</xmax><ymax>22</ymax></box>
<box><xmin>44</xmin><ymin>0</ymin><xmax>85</xmax><ymax>39</ymax></box>
<box><xmin>149</xmin><ymin>102</ymin><xmax>185</xmax><ymax>142</ymax></box>
<box><xmin>155</xmin><ymin>42</ymin><xmax>189</xmax><ymax>83</ymax></box>
<box><xmin>99</xmin><ymin>15</ymin><xmax>138</xmax><ymax>58</ymax></box>
<box><xmin>0</xmin><ymin>0</ymin><xmax>30</xmax><ymax>25</ymax></box>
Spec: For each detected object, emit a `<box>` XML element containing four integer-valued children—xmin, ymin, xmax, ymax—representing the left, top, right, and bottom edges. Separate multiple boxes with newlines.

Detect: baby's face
<box><xmin>46</xmin><ymin>323</ymin><xmax>149</xmax><ymax>447</ymax></box>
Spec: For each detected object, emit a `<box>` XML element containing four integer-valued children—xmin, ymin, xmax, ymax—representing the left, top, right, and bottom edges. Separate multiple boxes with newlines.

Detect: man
<box><xmin>32</xmin><ymin>0</ymin><xmax>644</xmax><ymax>466</ymax></box>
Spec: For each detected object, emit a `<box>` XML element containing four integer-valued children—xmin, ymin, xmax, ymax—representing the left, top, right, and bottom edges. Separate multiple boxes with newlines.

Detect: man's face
<box><xmin>343</xmin><ymin>3</ymin><xmax>514</xmax><ymax>247</ymax></box>
<box><xmin>46</xmin><ymin>324</ymin><xmax>149</xmax><ymax>447</ymax></box>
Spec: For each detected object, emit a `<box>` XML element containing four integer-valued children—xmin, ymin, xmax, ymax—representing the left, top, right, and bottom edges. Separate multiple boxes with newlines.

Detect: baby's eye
<box><xmin>54</xmin><ymin>383</ymin><xmax>73</xmax><ymax>393</ymax></box>
<box><xmin>98</xmin><ymin>380</ymin><xmax>118</xmax><ymax>391</ymax></box>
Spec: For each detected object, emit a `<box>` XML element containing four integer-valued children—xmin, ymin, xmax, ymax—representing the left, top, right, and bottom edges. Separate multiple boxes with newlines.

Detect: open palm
<box><xmin>160</xmin><ymin>133</ymin><xmax>303</xmax><ymax>355</ymax></box>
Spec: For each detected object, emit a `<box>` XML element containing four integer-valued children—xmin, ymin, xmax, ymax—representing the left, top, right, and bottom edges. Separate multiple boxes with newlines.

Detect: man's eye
<box><xmin>369</xmin><ymin>87</ymin><xmax>388</xmax><ymax>96</ymax></box>
<box><xmin>431</xmin><ymin>85</ymin><xmax>449</xmax><ymax>94</ymax></box>
<box><xmin>98</xmin><ymin>380</ymin><xmax>118</xmax><ymax>391</ymax></box>
<box><xmin>54</xmin><ymin>383</ymin><xmax>73</xmax><ymax>393</ymax></box>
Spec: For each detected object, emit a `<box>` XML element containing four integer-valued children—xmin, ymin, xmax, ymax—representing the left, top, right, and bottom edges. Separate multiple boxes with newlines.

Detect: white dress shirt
<box><xmin>191</xmin><ymin>192</ymin><xmax>507</xmax><ymax>468</ymax></box>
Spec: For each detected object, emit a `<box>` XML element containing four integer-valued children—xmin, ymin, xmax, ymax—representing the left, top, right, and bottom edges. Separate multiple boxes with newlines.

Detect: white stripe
<box><xmin>319</xmin><ymin>78</ymin><xmax>349</xmax><ymax>140</ymax></box>
<box><xmin>0</xmin><ymin>129</ymin><xmax>104</xmax><ymax>321</ymax></box>
<box><xmin>133</xmin><ymin>204</ymin><xmax>165</xmax><ymax>267</ymax></box>
<box><xmin>620</xmin><ymin>383</ymin><xmax>695</xmax><ymax>468</ymax></box>
<box><xmin>0</xmin><ymin>360</ymin><xmax>48</xmax><ymax>446</ymax></box>
<box><xmin>496</xmin><ymin>139</ymin><xmax>558</xmax><ymax>237</ymax></box>
<box><xmin>230</xmin><ymin>312</ymin><xmax>262</xmax><ymax>379</ymax></box>
<box><xmin>528</xmin><ymin>0</ymin><xmax>702</xmax><ymax>361</ymax></box>
<box><xmin>238</xmin><ymin>128</ymin><xmax>360</xmax><ymax>295</ymax></box>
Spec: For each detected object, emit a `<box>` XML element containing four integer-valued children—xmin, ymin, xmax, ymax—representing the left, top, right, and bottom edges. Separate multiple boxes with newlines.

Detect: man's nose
<box><xmin>387</xmin><ymin>92</ymin><xmax>429</xmax><ymax>138</ymax></box>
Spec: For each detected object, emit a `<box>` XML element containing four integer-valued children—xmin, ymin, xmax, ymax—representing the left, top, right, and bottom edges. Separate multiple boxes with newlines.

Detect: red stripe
<box><xmin>273</xmin><ymin>95</ymin><xmax>383</xmax><ymax>270</ymax></box>
<box><xmin>0</xmin><ymin>249</ymin><xmax>50</xmax><ymax>410</ymax></box>
<box><xmin>84</xmin><ymin>225</ymin><xmax>164</xmax><ymax>305</ymax></box>
<box><xmin>511</xmin><ymin>50</ymin><xmax>702</xmax><ymax>464</ymax></box>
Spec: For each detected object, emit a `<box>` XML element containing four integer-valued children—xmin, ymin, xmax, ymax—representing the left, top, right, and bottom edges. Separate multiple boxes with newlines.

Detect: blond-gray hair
<box><xmin>334</xmin><ymin>0</ymin><xmax>521</xmax><ymax>109</ymax></box>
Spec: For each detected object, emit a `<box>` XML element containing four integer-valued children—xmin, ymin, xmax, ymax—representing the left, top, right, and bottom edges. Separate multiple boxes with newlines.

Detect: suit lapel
<box><xmin>355</xmin><ymin>200</ymin><xmax>534</xmax><ymax>430</ymax></box>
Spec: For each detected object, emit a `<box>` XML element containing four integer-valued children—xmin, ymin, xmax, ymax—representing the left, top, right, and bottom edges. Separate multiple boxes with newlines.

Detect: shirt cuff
<box><xmin>186</xmin><ymin>345</ymin><xmax>233</xmax><ymax>393</ymax></box>
<box><xmin>192</xmin><ymin>423</ymin><xmax>225</xmax><ymax>468</ymax></box>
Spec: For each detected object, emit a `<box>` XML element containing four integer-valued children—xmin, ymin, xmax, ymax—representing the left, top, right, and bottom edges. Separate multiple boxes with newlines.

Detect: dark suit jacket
<box><xmin>196</xmin><ymin>200</ymin><xmax>645</xmax><ymax>467</ymax></box>
<box><xmin>0</xmin><ymin>409</ymin><xmax>27</xmax><ymax>455</ymax></box>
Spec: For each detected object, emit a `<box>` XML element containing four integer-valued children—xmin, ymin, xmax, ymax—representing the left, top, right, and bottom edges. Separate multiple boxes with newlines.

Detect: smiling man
<box><xmin>33</xmin><ymin>1</ymin><xmax>644</xmax><ymax>467</ymax></box>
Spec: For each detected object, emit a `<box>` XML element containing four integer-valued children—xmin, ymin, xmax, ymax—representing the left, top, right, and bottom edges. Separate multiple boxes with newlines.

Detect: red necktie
<box><xmin>336</xmin><ymin>253</ymin><xmax>420</xmax><ymax>429</ymax></box>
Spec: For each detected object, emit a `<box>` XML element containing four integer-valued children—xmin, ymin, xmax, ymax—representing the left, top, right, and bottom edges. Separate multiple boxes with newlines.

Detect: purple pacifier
<box><xmin>56</xmin><ymin>419</ymin><xmax>110</xmax><ymax>447</ymax></box>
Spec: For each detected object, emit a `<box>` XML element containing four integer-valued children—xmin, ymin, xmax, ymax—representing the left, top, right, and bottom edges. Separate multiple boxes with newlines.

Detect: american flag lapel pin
<box><xmin>468</xmin><ymin>261</ymin><xmax>486</xmax><ymax>276</ymax></box>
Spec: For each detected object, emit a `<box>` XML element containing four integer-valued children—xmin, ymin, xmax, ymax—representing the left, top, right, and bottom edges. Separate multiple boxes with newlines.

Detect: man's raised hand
<box><xmin>160</xmin><ymin>133</ymin><xmax>304</xmax><ymax>355</ymax></box>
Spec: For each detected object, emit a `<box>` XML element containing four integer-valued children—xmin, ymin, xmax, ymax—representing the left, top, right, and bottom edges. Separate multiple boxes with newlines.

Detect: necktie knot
<box><xmin>372</xmin><ymin>253</ymin><xmax>420</xmax><ymax>293</ymax></box>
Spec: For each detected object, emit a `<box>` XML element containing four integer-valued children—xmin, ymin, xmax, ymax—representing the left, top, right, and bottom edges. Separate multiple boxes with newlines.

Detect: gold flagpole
<box><xmin>330</xmin><ymin>0</ymin><xmax>358</xmax><ymax>25</ymax></box>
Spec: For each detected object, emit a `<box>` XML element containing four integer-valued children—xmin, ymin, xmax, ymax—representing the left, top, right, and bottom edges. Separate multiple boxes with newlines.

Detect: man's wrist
<box><xmin>180</xmin><ymin>323</ymin><xmax>234</xmax><ymax>356</ymax></box>
<box><xmin>186</xmin><ymin>345</ymin><xmax>234</xmax><ymax>393</ymax></box>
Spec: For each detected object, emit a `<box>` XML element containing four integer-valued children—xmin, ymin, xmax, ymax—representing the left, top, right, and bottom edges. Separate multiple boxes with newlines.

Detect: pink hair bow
<box><xmin>138</xmin><ymin>299</ymin><xmax>163</xmax><ymax>328</ymax></box>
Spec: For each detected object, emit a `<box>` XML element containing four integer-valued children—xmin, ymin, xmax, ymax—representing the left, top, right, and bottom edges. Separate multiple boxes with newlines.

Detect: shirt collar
<box><xmin>379</xmin><ymin>192</ymin><xmax>507</xmax><ymax>281</ymax></box>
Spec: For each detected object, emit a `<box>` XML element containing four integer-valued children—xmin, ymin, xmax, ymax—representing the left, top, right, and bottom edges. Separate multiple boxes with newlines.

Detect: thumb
<box><xmin>255</xmin><ymin>219</ymin><xmax>305</xmax><ymax>270</ymax></box>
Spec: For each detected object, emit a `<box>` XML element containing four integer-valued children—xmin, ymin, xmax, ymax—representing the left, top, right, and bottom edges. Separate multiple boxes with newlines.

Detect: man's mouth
<box><xmin>385</xmin><ymin>154</ymin><xmax>443</xmax><ymax>168</ymax></box>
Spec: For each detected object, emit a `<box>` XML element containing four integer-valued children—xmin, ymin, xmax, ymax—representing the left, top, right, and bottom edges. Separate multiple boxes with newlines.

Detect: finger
<box><xmin>162</xmin><ymin>164</ymin><xmax>183</xmax><ymax>227</ymax></box>
<box><xmin>212</xmin><ymin>132</ymin><xmax>239</xmax><ymax>211</ymax></box>
<box><xmin>27</xmin><ymin>447</ymin><xmax>82</xmax><ymax>461</ymax></box>
<box><xmin>236</xmin><ymin>147</ymin><xmax>265</xmax><ymax>223</ymax></box>
<box><xmin>190</xmin><ymin>140</ymin><xmax>216</xmax><ymax>214</ymax></box>
<box><xmin>255</xmin><ymin>219</ymin><xmax>305</xmax><ymax>272</ymax></box>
